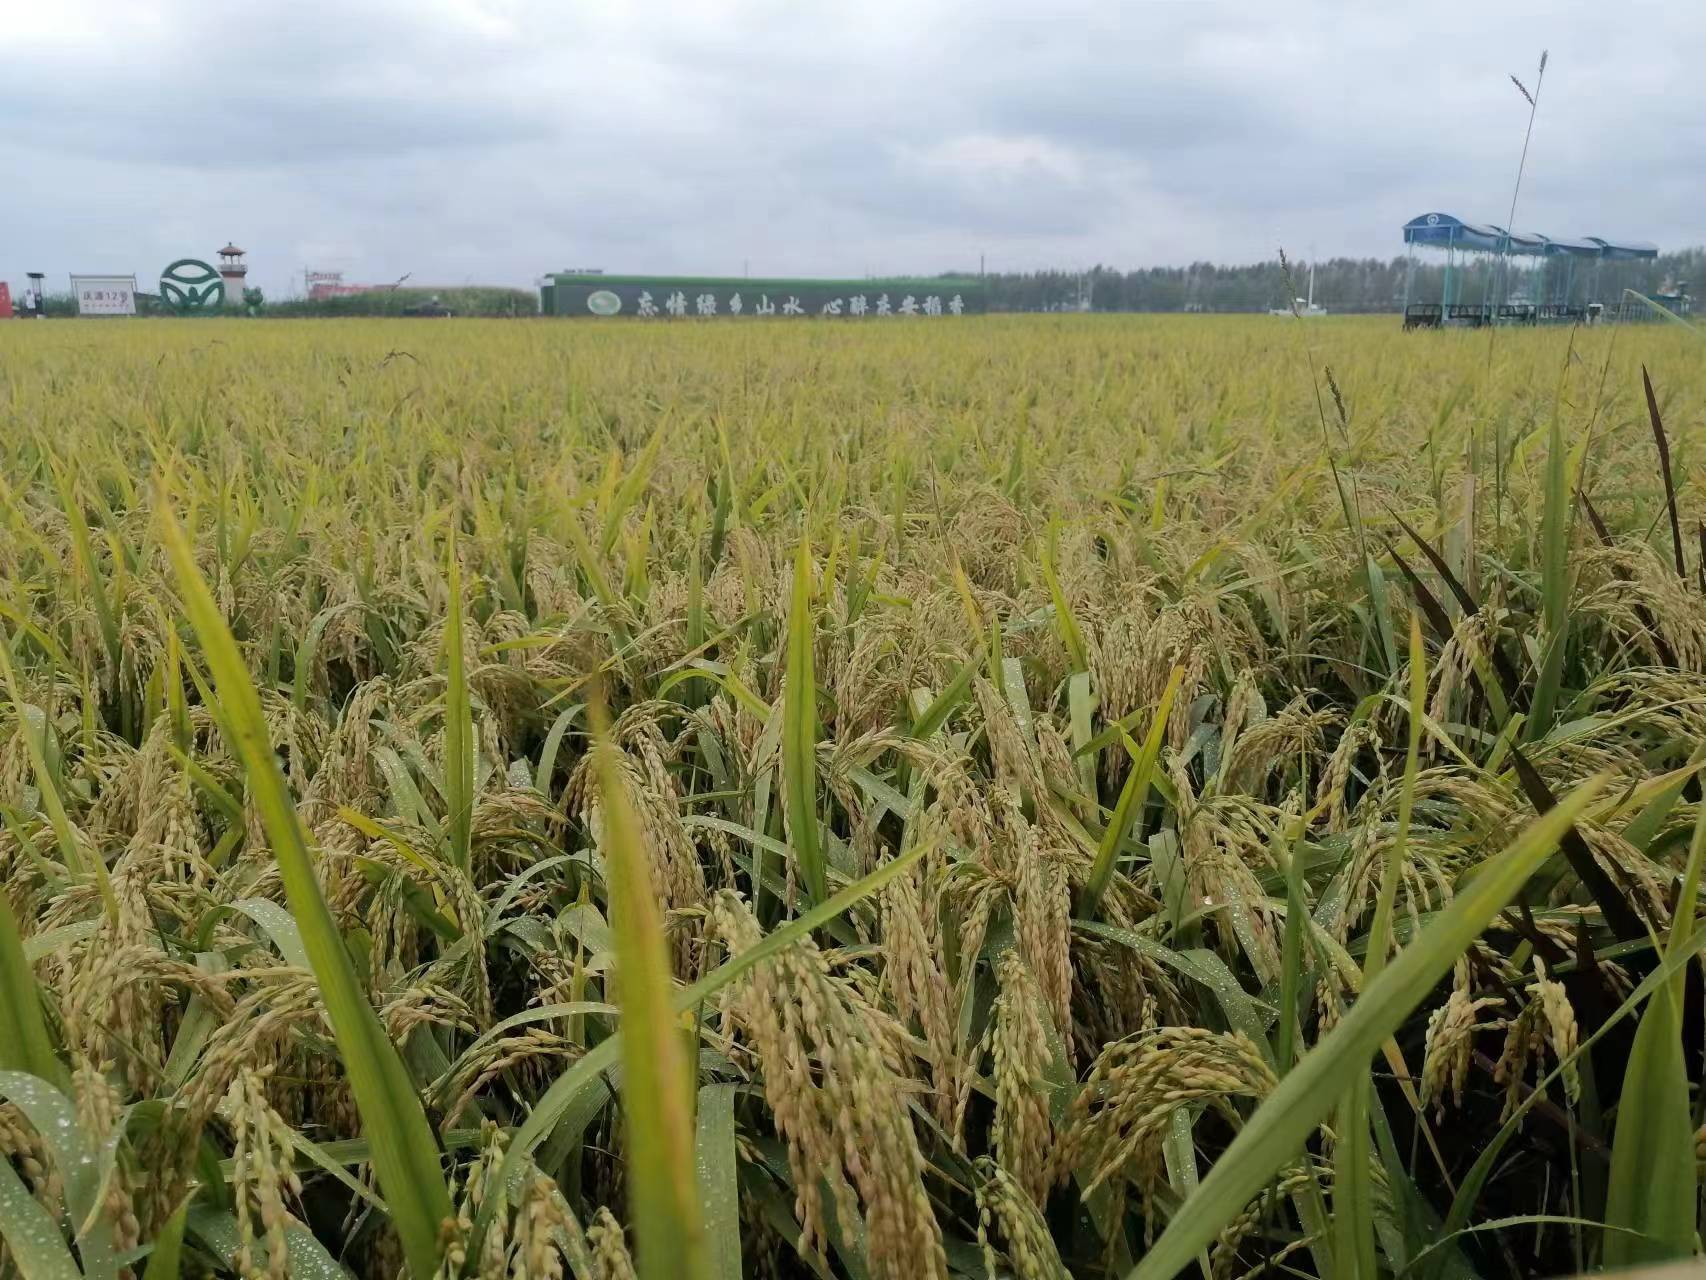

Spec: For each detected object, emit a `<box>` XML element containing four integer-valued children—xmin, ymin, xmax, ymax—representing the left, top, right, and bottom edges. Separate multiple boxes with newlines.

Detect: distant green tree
<box><xmin>263</xmin><ymin>286</ymin><xmax>538</xmax><ymax>318</ymax></box>
<box><xmin>985</xmin><ymin>248</ymin><xmax>1704</xmax><ymax>313</ymax></box>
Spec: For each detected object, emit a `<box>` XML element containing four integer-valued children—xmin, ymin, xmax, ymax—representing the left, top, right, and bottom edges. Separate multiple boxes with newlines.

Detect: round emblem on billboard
<box><xmin>160</xmin><ymin>259</ymin><xmax>225</xmax><ymax>311</ymax></box>
<box><xmin>586</xmin><ymin>290</ymin><xmax>622</xmax><ymax>316</ymax></box>
<box><xmin>1426</xmin><ymin>213</ymin><xmax>1441</xmax><ymax>226</ymax></box>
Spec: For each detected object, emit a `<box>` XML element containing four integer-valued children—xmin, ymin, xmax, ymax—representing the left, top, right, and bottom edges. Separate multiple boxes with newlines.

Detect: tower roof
<box><xmin>219</xmin><ymin>243</ymin><xmax>245</xmax><ymax>257</ymax></box>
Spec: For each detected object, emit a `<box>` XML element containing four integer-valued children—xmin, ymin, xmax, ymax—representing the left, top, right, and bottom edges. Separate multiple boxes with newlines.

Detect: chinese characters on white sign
<box><xmin>69</xmin><ymin>275</ymin><xmax>139</xmax><ymax>316</ymax></box>
<box><xmin>575</xmin><ymin>284</ymin><xmax>973</xmax><ymax>319</ymax></box>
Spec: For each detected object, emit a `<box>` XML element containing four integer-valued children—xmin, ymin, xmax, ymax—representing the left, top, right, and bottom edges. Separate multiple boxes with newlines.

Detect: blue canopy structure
<box><xmin>1401</xmin><ymin>212</ymin><xmax>1663</xmax><ymax>326</ymax></box>
<box><xmin>1585</xmin><ymin>236</ymin><xmax>1659</xmax><ymax>261</ymax></box>
<box><xmin>1491</xmin><ymin>226</ymin><xmax>1549</xmax><ymax>254</ymax></box>
<box><xmin>1403</xmin><ymin>213</ymin><xmax>1510</xmax><ymax>255</ymax></box>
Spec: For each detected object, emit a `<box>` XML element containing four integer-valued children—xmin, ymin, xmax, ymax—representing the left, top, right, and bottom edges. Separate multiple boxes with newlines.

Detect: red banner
<box><xmin>0</xmin><ymin>283</ymin><xmax>12</xmax><ymax>319</ymax></box>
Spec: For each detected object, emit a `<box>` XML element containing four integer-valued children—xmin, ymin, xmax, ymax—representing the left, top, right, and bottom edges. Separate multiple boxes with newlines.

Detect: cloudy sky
<box><xmin>2</xmin><ymin>0</ymin><xmax>1699</xmax><ymax>297</ymax></box>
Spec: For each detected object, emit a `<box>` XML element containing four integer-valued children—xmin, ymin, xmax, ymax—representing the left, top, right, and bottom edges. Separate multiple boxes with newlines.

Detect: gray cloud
<box><xmin>2</xmin><ymin>0</ymin><xmax>1700</xmax><ymax>298</ymax></box>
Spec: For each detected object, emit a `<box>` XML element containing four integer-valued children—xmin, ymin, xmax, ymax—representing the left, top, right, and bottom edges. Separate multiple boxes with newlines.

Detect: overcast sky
<box><xmin>2</xmin><ymin>0</ymin><xmax>1700</xmax><ymax>297</ymax></box>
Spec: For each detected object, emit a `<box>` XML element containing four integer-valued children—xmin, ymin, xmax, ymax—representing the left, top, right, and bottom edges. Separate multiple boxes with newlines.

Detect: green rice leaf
<box><xmin>53</xmin><ymin>464</ymin><xmax>122</xmax><ymax>692</ymax></box>
<box><xmin>534</xmin><ymin>702</ymin><xmax>586</xmax><ymax>798</ymax></box>
<box><xmin>591</xmin><ymin>701</ymin><xmax>709</xmax><ymax>1280</ymax></box>
<box><xmin>1127</xmin><ymin>773</ymin><xmax>1605</xmax><ymax>1280</ymax></box>
<box><xmin>140</xmin><ymin>1199</ymin><xmax>190</xmax><ymax>1280</ymax></box>
<box><xmin>911</xmin><ymin>656</ymin><xmax>978</xmax><ymax>741</ymax></box>
<box><xmin>783</xmin><ymin>537</ymin><xmax>826</xmax><ymax>905</ymax></box>
<box><xmin>696</xmin><ymin>1083</ymin><xmax>743</xmax><ymax>1280</ymax></box>
<box><xmin>1081</xmin><ymin>665</ymin><xmax>1181</xmax><ymax>920</ymax></box>
<box><xmin>1039</xmin><ymin>522</ymin><xmax>1089</xmax><ymax>674</ymax></box>
<box><xmin>1601</xmin><ymin>793</ymin><xmax>1706</xmax><ymax>1267</ymax></box>
<box><xmin>443</xmin><ymin>530</ymin><xmax>475</xmax><ymax>873</ymax></box>
<box><xmin>1445</xmin><ymin>924</ymin><xmax>1706</xmax><ymax>1237</ymax></box>
<box><xmin>161</xmin><ymin>501</ymin><xmax>452</xmax><ymax>1280</ymax></box>
<box><xmin>1335</xmin><ymin>616</ymin><xmax>1426</xmax><ymax>1278</ymax></box>
<box><xmin>0</xmin><ymin>629</ymin><xmax>118</xmax><ymax>921</ymax></box>
<box><xmin>477</xmin><ymin>838</ymin><xmax>929</xmax><ymax>1247</ymax></box>
<box><xmin>1601</xmin><ymin>979</ymin><xmax>1693</xmax><ymax>1267</ymax></box>
<box><xmin>186</xmin><ymin>1205</ymin><xmax>351</xmax><ymax>1279</ymax></box>
<box><xmin>1528</xmin><ymin>379</ymin><xmax>1572</xmax><ymax>737</ymax></box>
<box><xmin>0</xmin><ymin>1070</ymin><xmax>115</xmax><ymax>1279</ymax></box>
<box><xmin>292</xmin><ymin>602</ymin><xmax>365</xmax><ymax>713</ymax></box>
<box><xmin>0</xmin><ymin>891</ymin><xmax>63</xmax><ymax>1087</ymax></box>
<box><xmin>0</xmin><ymin>1155</ymin><xmax>82</xmax><ymax>1280</ymax></box>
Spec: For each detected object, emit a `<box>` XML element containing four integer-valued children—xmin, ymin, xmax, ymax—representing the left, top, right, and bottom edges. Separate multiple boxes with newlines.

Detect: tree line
<box><xmin>28</xmin><ymin>285</ymin><xmax>537</xmax><ymax>318</ymax></box>
<box><xmin>26</xmin><ymin>252</ymin><xmax>1700</xmax><ymax>319</ymax></box>
<box><xmin>980</xmin><ymin>248</ymin><xmax>1705</xmax><ymax>313</ymax></box>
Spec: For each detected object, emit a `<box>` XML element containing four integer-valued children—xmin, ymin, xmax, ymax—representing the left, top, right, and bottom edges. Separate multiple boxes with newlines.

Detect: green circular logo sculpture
<box><xmin>586</xmin><ymin>289</ymin><xmax>622</xmax><ymax>316</ymax></box>
<box><xmin>160</xmin><ymin>259</ymin><xmax>225</xmax><ymax>311</ymax></box>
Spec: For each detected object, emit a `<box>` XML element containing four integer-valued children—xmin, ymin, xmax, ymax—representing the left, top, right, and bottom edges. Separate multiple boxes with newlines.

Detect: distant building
<box><xmin>305</xmin><ymin>270</ymin><xmax>377</xmax><ymax>300</ymax></box>
<box><xmin>217</xmin><ymin>243</ymin><xmax>248</xmax><ymax>308</ymax></box>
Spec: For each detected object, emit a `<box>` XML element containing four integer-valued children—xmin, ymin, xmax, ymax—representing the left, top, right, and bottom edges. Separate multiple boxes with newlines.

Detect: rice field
<box><xmin>1</xmin><ymin>314</ymin><xmax>1704</xmax><ymax>1279</ymax></box>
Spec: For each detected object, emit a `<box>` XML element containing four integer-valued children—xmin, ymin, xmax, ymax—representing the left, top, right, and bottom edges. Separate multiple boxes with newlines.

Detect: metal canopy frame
<box><xmin>1401</xmin><ymin>213</ymin><xmax>1659</xmax><ymax>325</ymax></box>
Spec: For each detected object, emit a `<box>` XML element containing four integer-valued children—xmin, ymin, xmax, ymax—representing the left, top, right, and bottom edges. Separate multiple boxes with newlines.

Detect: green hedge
<box><xmin>263</xmin><ymin>287</ymin><xmax>538</xmax><ymax>318</ymax></box>
<box><xmin>21</xmin><ymin>287</ymin><xmax>537</xmax><ymax>319</ymax></box>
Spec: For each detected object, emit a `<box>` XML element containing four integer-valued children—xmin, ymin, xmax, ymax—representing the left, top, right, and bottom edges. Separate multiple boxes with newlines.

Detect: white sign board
<box><xmin>71</xmin><ymin>275</ymin><xmax>138</xmax><ymax>316</ymax></box>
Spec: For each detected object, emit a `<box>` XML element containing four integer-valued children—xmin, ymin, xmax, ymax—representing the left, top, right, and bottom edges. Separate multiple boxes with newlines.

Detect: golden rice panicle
<box><xmin>511</xmin><ymin>1170</ymin><xmax>593</xmax><ymax>1280</ymax></box>
<box><xmin>1316</xmin><ymin>719</ymin><xmax>1375</xmax><ymax>833</ymax></box>
<box><xmin>70</xmin><ymin>1059</ymin><xmax>140</xmax><ymax>1256</ymax></box>
<box><xmin>1209</xmin><ymin>1164</ymin><xmax>1321</xmax><ymax>1279</ymax></box>
<box><xmin>1425</xmin><ymin>611</ymin><xmax>1486</xmax><ymax>726</ymax></box>
<box><xmin>0</xmin><ymin>1102</ymin><xmax>64</xmax><ymax>1214</ymax></box>
<box><xmin>710</xmin><ymin>890</ymin><xmax>948</xmax><ymax>1280</ymax></box>
<box><xmin>1220</xmin><ymin>695</ymin><xmax>1333</xmax><ymax>796</ymax></box>
<box><xmin>831</xmin><ymin>616</ymin><xmax>923</xmax><ymax>742</ymax></box>
<box><xmin>1488</xmin><ymin>954</ymin><xmax>1582</xmax><ymax>1118</ymax></box>
<box><xmin>443</xmin><ymin>1025</ymin><xmax>576</xmax><ymax>1127</ymax></box>
<box><xmin>586</xmin><ymin>1207</ymin><xmax>638</xmax><ymax>1280</ymax></box>
<box><xmin>1068</xmin><ymin>930</ymin><xmax>1174</xmax><ymax>1051</ymax></box>
<box><xmin>63</xmin><ymin>870</ymin><xmax>159</xmax><ymax>1092</ymax></box>
<box><xmin>65</xmin><ymin>941</ymin><xmax>238</xmax><ymax>1105</ymax></box>
<box><xmin>1491</xmin><ymin>998</ymin><xmax>1545</xmax><ymax>1120</ymax></box>
<box><xmin>225</xmin><ymin>1068</ymin><xmax>303</xmax><ymax>1280</ymax></box>
<box><xmin>442</xmin><ymin>1152</ymin><xmax>588</xmax><ymax>1280</ymax></box>
<box><xmin>1529</xmin><ymin>957</ymin><xmax>1581</xmax><ymax>1103</ymax></box>
<box><xmin>973</xmin><ymin>1155</ymin><xmax>1070</xmax><ymax>1280</ymax></box>
<box><xmin>881</xmin><ymin>866</ymin><xmax>959</xmax><ymax>1130</ymax></box>
<box><xmin>180</xmin><ymin>969</ymin><xmax>326</xmax><ymax>1145</ymax></box>
<box><xmin>1033</xmin><ymin>715</ymin><xmax>1079</xmax><ymax>806</ymax></box>
<box><xmin>1218</xmin><ymin>668</ymin><xmax>1264</xmax><ymax>759</ymax></box>
<box><xmin>436</xmin><ymin>1122</ymin><xmax>513</xmax><ymax>1280</ymax></box>
<box><xmin>1058</xmin><ymin>1028</ymin><xmax>1276</xmax><ymax>1205</ymax></box>
<box><xmin>974</xmin><ymin>676</ymin><xmax>1043</xmax><ymax>796</ymax></box>
<box><xmin>1419</xmin><ymin>960</ymin><xmax>1502</xmax><ymax>1118</ymax></box>
<box><xmin>1167</xmin><ymin>758</ymin><xmax>1282</xmax><ymax>983</ymax></box>
<box><xmin>566</xmin><ymin>731</ymin><xmax>707</xmax><ymax>969</ymax></box>
<box><xmin>990</xmin><ymin>951</ymin><xmax>1057</xmax><ymax>1206</ymax></box>
<box><xmin>1006</xmin><ymin>796</ymin><xmax>1072</xmax><ymax>1043</ymax></box>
